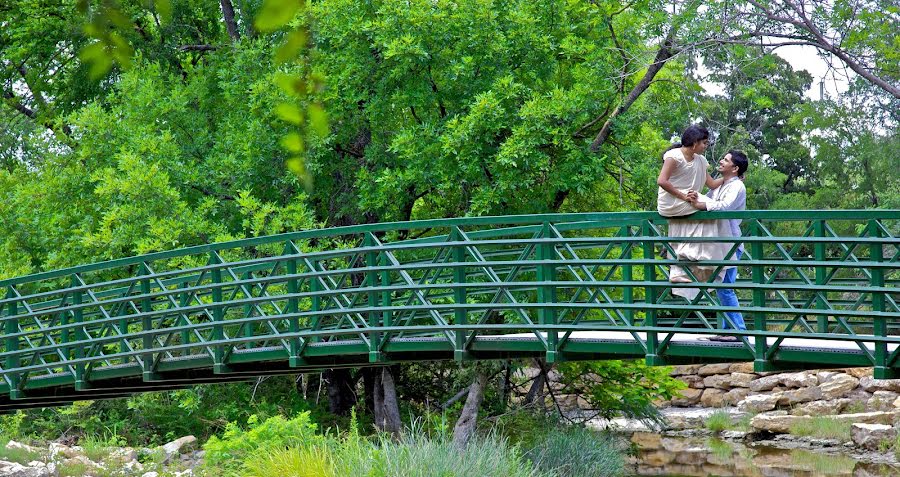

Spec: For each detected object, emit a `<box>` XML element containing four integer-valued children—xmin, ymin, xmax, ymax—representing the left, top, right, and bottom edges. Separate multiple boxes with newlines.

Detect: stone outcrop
<box><xmin>750</xmin><ymin>411</ymin><xmax>895</xmax><ymax>434</ymax></box>
<box><xmin>851</xmin><ymin>423</ymin><xmax>898</xmax><ymax>450</ymax></box>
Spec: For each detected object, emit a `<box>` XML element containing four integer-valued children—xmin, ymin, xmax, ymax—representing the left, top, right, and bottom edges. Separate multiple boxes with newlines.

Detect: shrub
<box><xmin>203</xmin><ymin>412</ymin><xmax>323</xmax><ymax>472</ymax></box>
<box><xmin>242</xmin><ymin>446</ymin><xmax>335</xmax><ymax>477</ymax></box>
<box><xmin>526</xmin><ymin>426</ymin><xmax>625</xmax><ymax>477</ymax></box>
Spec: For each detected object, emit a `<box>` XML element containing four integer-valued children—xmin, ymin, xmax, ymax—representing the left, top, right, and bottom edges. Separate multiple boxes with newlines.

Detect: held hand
<box><xmin>684</xmin><ymin>190</ymin><xmax>699</xmax><ymax>202</ymax></box>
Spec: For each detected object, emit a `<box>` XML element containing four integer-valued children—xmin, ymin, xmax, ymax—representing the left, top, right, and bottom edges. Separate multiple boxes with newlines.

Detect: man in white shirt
<box><xmin>690</xmin><ymin>151</ymin><xmax>749</xmax><ymax>342</ymax></box>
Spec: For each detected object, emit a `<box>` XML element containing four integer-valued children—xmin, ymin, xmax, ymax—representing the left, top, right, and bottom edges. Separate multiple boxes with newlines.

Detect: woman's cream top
<box><xmin>657</xmin><ymin>149</ymin><xmax>709</xmax><ymax>217</ymax></box>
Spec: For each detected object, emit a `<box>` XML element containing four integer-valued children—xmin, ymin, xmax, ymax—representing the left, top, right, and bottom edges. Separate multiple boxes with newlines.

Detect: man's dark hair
<box><xmin>680</xmin><ymin>125</ymin><xmax>710</xmax><ymax>147</ymax></box>
<box><xmin>660</xmin><ymin>142</ymin><xmax>682</xmax><ymax>160</ymax></box>
<box><xmin>729</xmin><ymin>150</ymin><xmax>749</xmax><ymax>176</ymax></box>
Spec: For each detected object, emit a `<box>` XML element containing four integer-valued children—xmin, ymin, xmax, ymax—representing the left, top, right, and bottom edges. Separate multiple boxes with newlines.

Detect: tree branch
<box><xmin>219</xmin><ymin>0</ymin><xmax>241</xmax><ymax>42</ymax></box>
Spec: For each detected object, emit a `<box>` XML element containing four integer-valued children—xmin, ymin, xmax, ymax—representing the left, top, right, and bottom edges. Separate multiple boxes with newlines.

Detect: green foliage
<box><xmin>0</xmin><ymin>439</ymin><xmax>45</xmax><ymax>465</ymax></box>
<box><xmin>555</xmin><ymin>360</ymin><xmax>685</xmax><ymax>425</ymax></box>
<box><xmin>242</xmin><ymin>446</ymin><xmax>335</xmax><ymax>477</ymax></box>
<box><xmin>704</xmin><ymin>410</ymin><xmax>733</xmax><ymax>433</ymax></box>
<box><xmin>526</xmin><ymin>426</ymin><xmax>625</xmax><ymax>477</ymax></box>
<box><xmin>788</xmin><ymin>417</ymin><xmax>853</xmax><ymax>441</ymax></box>
<box><xmin>203</xmin><ymin>412</ymin><xmax>323</xmax><ymax>472</ymax></box>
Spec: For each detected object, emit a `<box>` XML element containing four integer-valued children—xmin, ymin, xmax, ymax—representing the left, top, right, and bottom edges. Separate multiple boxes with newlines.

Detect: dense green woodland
<box><xmin>0</xmin><ymin>0</ymin><xmax>898</xmax><ymax>470</ymax></box>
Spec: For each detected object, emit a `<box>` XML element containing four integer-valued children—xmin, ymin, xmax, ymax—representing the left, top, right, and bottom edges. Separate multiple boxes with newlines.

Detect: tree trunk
<box><xmin>324</xmin><ymin>368</ymin><xmax>356</xmax><ymax>415</ymax></box>
<box><xmin>378</xmin><ymin>367</ymin><xmax>402</xmax><ymax>435</ymax></box>
<box><xmin>523</xmin><ymin>359</ymin><xmax>547</xmax><ymax>407</ymax></box>
<box><xmin>452</xmin><ymin>371</ymin><xmax>489</xmax><ymax>448</ymax></box>
<box><xmin>219</xmin><ymin>0</ymin><xmax>241</xmax><ymax>42</ymax></box>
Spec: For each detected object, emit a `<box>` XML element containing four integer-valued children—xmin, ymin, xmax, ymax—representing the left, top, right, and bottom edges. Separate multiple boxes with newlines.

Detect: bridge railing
<box><xmin>0</xmin><ymin>210</ymin><xmax>897</xmax><ymax>400</ymax></box>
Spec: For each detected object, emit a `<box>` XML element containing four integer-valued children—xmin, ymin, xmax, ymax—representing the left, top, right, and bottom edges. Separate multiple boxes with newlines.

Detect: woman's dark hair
<box><xmin>660</xmin><ymin>142</ymin><xmax>682</xmax><ymax>160</ymax></box>
<box><xmin>729</xmin><ymin>150</ymin><xmax>749</xmax><ymax>176</ymax></box>
<box><xmin>680</xmin><ymin>125</ymin><xmax>710</xmax><ymax>147</ymax></box>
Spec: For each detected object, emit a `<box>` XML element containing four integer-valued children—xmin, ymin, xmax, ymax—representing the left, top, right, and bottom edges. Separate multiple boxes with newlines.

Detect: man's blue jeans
<box><xmin>719</xmin><ymin>250</ymin><xmax>745</xmax><ymax>330</ymax></box>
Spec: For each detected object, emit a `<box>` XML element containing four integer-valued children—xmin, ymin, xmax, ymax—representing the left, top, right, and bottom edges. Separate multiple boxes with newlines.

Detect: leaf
<box><xmin>280</xmin><ymin>132</ymin><xmax>304</xmax><ymax>153</ymax></box>
<box><xmin>254</xmin><ymin>0</ymin><xmax>304</xmax><ymax>33</ymax></box>
<box><xmin>275</xmin><ymin>30</ymin><xmax>307</xmax><ymax>63</ymax></box>
<box><xmin>275</xmin><ymin>103</ymin><xmax>303</xmax><ymax>125</ymax></box>
<box><xmin>308</xmin><ymin>103</ymin><xmax>329</xmax><ymax>138</ymax></box>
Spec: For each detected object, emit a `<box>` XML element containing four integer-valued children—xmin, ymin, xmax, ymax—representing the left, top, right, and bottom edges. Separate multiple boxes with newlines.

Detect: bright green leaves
<box><xmin>254</xmin><ymin>0</ymin><xmax>305</xmax><ymax>33</ymax></box>
<box><xmin>76</xmin><ymin>0</ymin><xmax>172</xmax><ymax>79</ymax></box>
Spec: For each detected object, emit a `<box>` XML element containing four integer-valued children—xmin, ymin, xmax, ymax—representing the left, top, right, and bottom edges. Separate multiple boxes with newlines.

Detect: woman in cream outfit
<box><xmin>656</xmin><ymin>125</ymin><xmax>727</xmax><ymax>298</ymax></box>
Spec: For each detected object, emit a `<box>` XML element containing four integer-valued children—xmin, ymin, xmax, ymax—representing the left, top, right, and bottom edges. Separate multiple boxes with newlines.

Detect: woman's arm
<box><xmin>706</xmin><ymin>173</ymin><xmax>723</xmax><ymax>189</ymax></box>
<box><xmin>657</xmin><ymin>158</ymin><xmax>692</xmax><ymax>201</ymax></box>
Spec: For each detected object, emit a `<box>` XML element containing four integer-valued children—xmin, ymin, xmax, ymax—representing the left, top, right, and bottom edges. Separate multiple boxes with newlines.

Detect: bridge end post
<box><xmin>5</xmin><ymin>287</ymin><xmax>22</xmax><ymax>401</ymax></box>
<box><xmin>750</xmin><ymin>221</ymin><xmax>771</xmax><ymax>372</ymax></box>
<box><xmin>641</xmin><ymin>221</ymin><xmax>660</xmax><ymax>366</ymax></box>
<box><xmin>537</xmin><ymin>223</ymin><xmax>558</xmax><ymax>366</ymax></box>
<box><xmin>869</xmin><ymin>220</ymin><xmax>891</xmax><ymax>380</ymax></box>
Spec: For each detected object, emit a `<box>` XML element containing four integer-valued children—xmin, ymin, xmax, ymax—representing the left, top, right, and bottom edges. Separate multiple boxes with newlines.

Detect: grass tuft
<box><xmin>704</xmin><ymin>410</ymin><xmax>733</xmax><ymax>433</ymax></box>
<box><xmin>788</xmin><ymin>417</ymin><xmax>853</xmax><ymax>441</ymax></box>
<box><xmin>526</xmin><ymin>426</ymin><xmax>625</xmax><ymax>477</ymax></box>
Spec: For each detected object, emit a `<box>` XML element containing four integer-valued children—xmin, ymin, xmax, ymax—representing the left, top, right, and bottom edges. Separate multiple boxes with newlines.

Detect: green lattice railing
<box><xmin>0</xmin><ymin>210</ymin><xmax>898</xmax><ymax>410</ymax></box>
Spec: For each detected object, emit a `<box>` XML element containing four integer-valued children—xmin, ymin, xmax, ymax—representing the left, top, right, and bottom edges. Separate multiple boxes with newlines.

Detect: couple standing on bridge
<box><xmin>656</xmin><ymin>125</ymin><xmax>749</xmax><ymax>342</ymax></box>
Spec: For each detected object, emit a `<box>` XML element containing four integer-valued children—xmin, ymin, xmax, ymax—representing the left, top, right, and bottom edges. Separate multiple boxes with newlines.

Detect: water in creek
<box><xmin>627</xmin><ymin>432</ymin><xmax>900</xmax><ymax>477</ymax></box>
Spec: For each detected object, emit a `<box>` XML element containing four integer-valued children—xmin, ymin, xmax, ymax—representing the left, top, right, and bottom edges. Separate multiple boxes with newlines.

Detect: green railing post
<box><xmin>814</xmin><ymin>220</ymin><xmax>829</xmax><ymax>333</ymax></box>
<box><xmin>310</xmin><ymin>259</ymin><xmax>320</xmax><ymax>344</ymax></box>
<box><xmin>642</xmin><ymin>221</ymin><xmax>661</xmax><ymax>365</ymax></box>
<box><xmin>751</xmin><ymin>221</ymin><xmax>771</xmax><ymax>372</ymax></box>
<box><xmin>5</xmin><ymin>287</ymin><xmax>22</xmax><ymax>399</ymax></box>
<box><xmin>72</xmin><ymin>275</ymin><xmax>87</xmax><ymax>390</ymax></box>
<box><xmin>538</xmin><ymin>222</ymin><xmax>558</xmax><ymax>363</ymax></box>
<box><xmin>452</xmin><ymin>227</ymin><xmax>468</xmax><ymax>361</ymax></box>
<box><xmin>365</xmin><ymin>233</ymin><xmax>382</xmax><ymax>363</ymax></box>
<box><xmin>179</xmin><ymin>281</ymin><xmax>190</xmax><ymax>348</ymax></box>
<box><xmin>381</xmin><ymin>251</ymin><xmax>392</xmax><ymax>356</ymax></box>
<box><xmin>622</xmin><ymin>226</ymin><xmax>633</xmax><ymax>325</ymax></box>
<box><xmin>139</xmin><ymin>265</ymin><xmax>155</xmax><ymax>381</ymax></box>
<box><xmin>869</xmin><ymin>220</ymin><xmax>891</xmax><ymax>378</ymax></box>
<box><xmin>210</xmin><ymin>253</ymin><xmax>228</xmax><ymax>374</ymax></box>
<box><xmin>286</xmin><ymin>242</ymin><xmax>303</xmax><ymax>367</ymax></box>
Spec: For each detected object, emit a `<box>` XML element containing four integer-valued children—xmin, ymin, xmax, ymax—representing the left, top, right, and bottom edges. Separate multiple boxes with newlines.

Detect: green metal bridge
<box><xmin>1</xmin><ymin>210</ymin><xmax>898</xmax><ymax>411</ymax></box>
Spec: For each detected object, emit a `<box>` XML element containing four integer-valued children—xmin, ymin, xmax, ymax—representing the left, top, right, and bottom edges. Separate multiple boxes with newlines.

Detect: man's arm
<box><xmin>692</xmin><ymin>182</ymin><xmax>745</xmax><ymax>211</ymax></box>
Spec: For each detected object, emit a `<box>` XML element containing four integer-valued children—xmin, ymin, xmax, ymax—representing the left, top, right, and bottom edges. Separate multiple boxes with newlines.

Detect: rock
<box><xmin>845</xmin><ymin>367</ymin><xmax>872</xmax><ymax>379</ymax></box>
<box><xmin>738</xmin><ymin>394</ymin><xmax>780</xmax><ymax>412</ymax></box>
<box><xmin>792</xmin><ymin>399</ymin><xmax>850</xmax><ymax>416</ymax></box>
<box><xmin>867</xmin><ymin>391</ymin><xmax>900</xmax><ymax>411</ymax></box>
<box><xmin>159</xmin><ymin>436</ymin><xmax>198</xmax><ymax>463</ymax></box>
<box><xmin>142</xmin><ymin>472</ymin><xmax>160</xmax><ymax>477</ymax></box>
<box><xmin>851</xmin><ymin>423</ymin><xmax>897</xmax><ymax>450</ymax></box>
<box><xmin>777</xmin><ymin>386</ymin><xmax>822</xmax><ymax>405</ymax></box>
<box><xmin>110</xmin><ymin>447</ymin><xmax>139</xmax><ymax>463</ymax></box>
<box><xmin>631</xmin><ymin>432</ymin><xmax>661</xmax><ymax>449</ymax></box>
<box><xmin>703</xmin><ymin>374</ymin><xmax>734</xmax><ymax>390</ymax></box>
<box><xmin>671</xmin><ymin>388</ymin><xmax>703</xmax><ymax>406</ymax></box>
<box><xmin>670</xmin><ymin>364</ymin><xmax>704</xmax><ymax>376</ymax></box>
<box><xmin>751</xmin><ymin>411</ymin><xmax>895</xmax><ymax>434</ymax></box>
<box><xmin>816</xmin><ymin>371</ymin><xmax>839</xmax><ymax>383</ymax></box>
<box><xmin>0</xmin><ymin>461</ymin><xmax>53</xmax><ymax>477</ymax></box>
<box><xmin>700</xmin><ymin>388</ymin><xmax>726</xmax><ymax>407</ymax></box>
<box><xmin>698</xmin><ymin>363</ymin><xmax>732</xmax><ymax>376</ymax></box>
<box><xmin>893</xmin><ymin>396</ymin><xmax>900</xmax><ymax>409</ymax></box>
<box><xmin>174</xmin><ymin>471</ymin><xmax>194</xmax><ymax>477</ymax></box>
<box><xmin>729</xmin><ymin>362</ymin><xmax>756</xmax><ymax>374</ymax></box>
<box><xmin>820</xmin><ymin>374</ymin><xmax>859</xmax><ymax>399</ymax></box>
<box><xmin>722</xmin><ymin>388</ymin><xmax>751</xmax><ymax>406</ymax></box>
<box><xmin>749</xmin><ymin>375</ymin><xmax>782</xmax><ymax>392</ymax></box>
<box><xmin>48</xmin><ymin>442</ymin><xmax>80</xmax><ymax>459</ymax></box>
<box><xmin>782</xmin><ymin>371</ymin><xmax>817</xmax><ymax>388</ymax></box>
<box><xmin>678</xmin><ymin>374</ymin><xmax>705</xmax><ymax>389</ymax></box>
<box><xmin>729</xmin><ymin>373</ymin><xmax>757</xmax><ymax>388</ymax></box>
<box><xmin>720</xmin><ymin>430</ymin><xmax>748</xmax><ymax>440</ymax></box>
<box><xmin>5</xmin><ymin>441</ymin><xmax>42</xmax><ymax>455</ymax></box>
<box><xmin>642</xmin><ymin>450</ymin><xmax>674</xmax><ymax>466</ymax></box>
<box><xmin>859</xmin><ymin>377</ymin><xmax>900</xmax><ymax>393</ymax></box>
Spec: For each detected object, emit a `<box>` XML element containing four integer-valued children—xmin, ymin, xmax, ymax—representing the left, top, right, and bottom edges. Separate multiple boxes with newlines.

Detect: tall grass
<box><xmin>788</xmin><ymin>417</ymin><xmax>853</xmax><ymax>441</ymax></box>
<box><xmin>526</xmin><ymin>426</ymin><xmax>625</xmax><ymax>477</ymax></box>
<box><xmin>704</xmin><ymin>410</ymin><xmax>733</xmax><ymax>433</ymax></box>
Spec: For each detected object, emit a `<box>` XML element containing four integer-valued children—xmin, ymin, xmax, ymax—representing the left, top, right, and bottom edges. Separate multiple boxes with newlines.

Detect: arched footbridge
<box><xmin>1</xmin><ymin>210</ymin><xmax>898</xmax><ymax>411</ymax></box>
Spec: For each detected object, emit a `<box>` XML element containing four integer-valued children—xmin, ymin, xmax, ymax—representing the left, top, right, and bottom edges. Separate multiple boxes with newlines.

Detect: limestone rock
<box><xmin>859</xmin><ymin>377</ymin><xmax>900</xmax><ymax>393</ymax></box>
<box><xmin>751</xmin><ymin>411</ymin><xmax>895</xmax><ymax>434</ymax></box>
<box><xmin>867</xmin><ymin>391</ymin><xmax>899</xmax><ymax>411</ymax></box>
<box><xmin>700</xmin><ymin>388</ymin><xmax>726</xmax><ymax>407</ymax></box>
<box><xmin>698</xmin><ymin>363</ymin><xmax>732</xmax><ymax>376</ymax></box>
<box><xmin>816</xmin><ymin>371</ymin><xmax>839</xmax><ymax>383</ymax></box>
<box><xmin>792</xmin><ymin>399</ymin><xmax>851</xmax><ymax>416</ymax></box>
<box><xmin>142</xmin><ymin>472</ymin><xmax>160</xmax><ymax>477</ymax></box>
<box><xmin>845</xmin><ymin>367</ymin><xmax>872</xmax><ymax>379</ymax></box>
<box><xmin>703</xmin><ymin>374</ymin><xmax>734</xmax><ymax>390</ymax></box>
<box><xmin>738</xmin><ymin>394</ymin><xmax>780</xmax><ymax>413</ymax></box>
<box><xmin>851</xmin><ymin>423</ymin><xmax>897</xmax><ymax>450</ymax></box>
<box><xmin>749</xmin><ymin>375</ymin><xmax>782</xmax><ymax>392</ymax></box>
<box><xmin>782</xmin><ymin>371</ymin><xmax>817</xmax><ymax>388</ymax></box>
<box><xmin>729</xmin><ymin>373</ymin><xmax>757</xmax><ymax>388</ymax></box>
<box><xmin>0</xmin><ymin>461</ymin><xmax>53</xmax><ymax>477</ymax></box>
<box><xmin>722</xmin><ymin>388</ymin><xmax>751</xmax><ymax>406</ymax></box>
<box><xmin>777</xmin><ymin>386</ymin><xmax>822</xmax><ymax>405</ymax></box>
<box><xmin>819</xmin><ymin>373</ymin><xmax>859</xmax><ymax>399</ymax></box>
<box><xmin>5</xmin><ymin>441</ymin><xmax>42</xmax><ymax>455</ymax></box>
<box><xmin>729</xmin><ymin>362</ymin><xmax>756</xmax><ymax>374</ymax></box>
<box><xmin>671</xmin><ymin>388</ymin><xmax>703</xmax><ymax>406</ymax></box>
<box><xmin>678</xmin><ymin>374</ymin><xmax>705</xmax><ymax>389</ymax></box>
<box><xmin>48</xmin><ymin>442</ymin><xmax>80</xmax><ymax>460</ymax></box>
<box><xmin>670</xmin><ymin>364</ymin><xmax>704</xmax><ymax>376</ymax></box>
<box><xmin>893</xmin><ymin>396</ymin><xmax>900</xmax><ymax>409</ymax></box>
<box><xmin>159</xmin><ymin>436</ymin><xmax>198</xmax><ymax>463</ymax></box>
